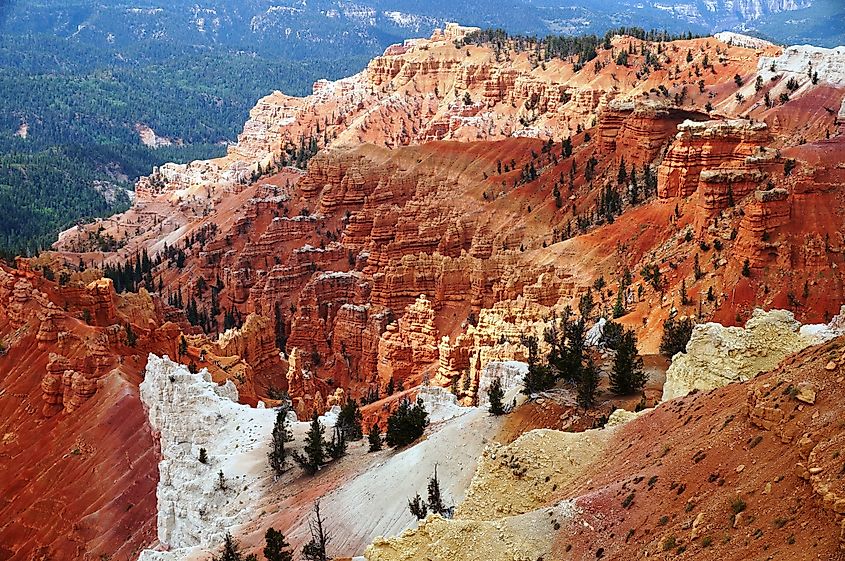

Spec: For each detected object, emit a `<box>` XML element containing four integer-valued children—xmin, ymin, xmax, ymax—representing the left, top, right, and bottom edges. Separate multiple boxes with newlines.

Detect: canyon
<box><xmin>2</xmin><ymin>23</ymin><xmax>845</xmax><ymax>561</ymax></box>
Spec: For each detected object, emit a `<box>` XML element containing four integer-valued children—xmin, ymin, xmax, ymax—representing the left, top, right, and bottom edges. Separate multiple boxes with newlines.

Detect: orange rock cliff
<box><xmin>3</xmin><ymin>25</ymin><xmax>845</xmax><ymax>560</ymax></box>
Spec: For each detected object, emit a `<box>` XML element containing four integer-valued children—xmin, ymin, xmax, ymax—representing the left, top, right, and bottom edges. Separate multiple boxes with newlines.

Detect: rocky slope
<box><xmin>4</xmin><ymin>26</ymin><xmax>845</xmax><ymax>561</ymax></box>
<box><xmin>50</xmin><ymin>29</ymin><xmax>845</xmax><ymax>413</ymax></box>
<box><xmin>367</xmin><ymin>335</ymin><xmax>845</xmax><ymax>560</ymax></box>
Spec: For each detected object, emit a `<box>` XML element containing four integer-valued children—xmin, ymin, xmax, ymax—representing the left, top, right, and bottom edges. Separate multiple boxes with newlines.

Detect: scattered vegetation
<box><xmin>386</xmin><ymin>398</ymin><xmax>429</xmax><ymax>448</ymax></box>
<box><xmin>660</xmin><ymin>317</ymin><xmax>695</xmax><ymax>359</ymax></box>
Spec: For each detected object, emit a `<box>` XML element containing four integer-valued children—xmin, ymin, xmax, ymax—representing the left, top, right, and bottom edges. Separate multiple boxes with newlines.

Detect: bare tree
<box><xmin>302</xmin><ymin>500</ymin><xmax>331</xmax><ymax>561</ymax></box>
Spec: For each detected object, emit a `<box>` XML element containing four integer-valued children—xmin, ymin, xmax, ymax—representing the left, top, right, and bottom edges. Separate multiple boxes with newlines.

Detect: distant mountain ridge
<box><xmin>1</xmin><ymin>0</ymin><xmax>841</xmax><ymax>55</ymax></box>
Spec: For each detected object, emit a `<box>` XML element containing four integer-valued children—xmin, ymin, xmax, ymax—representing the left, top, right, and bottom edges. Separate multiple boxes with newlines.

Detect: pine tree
<box><xmin>487</xmin><ymin>377</ymin><xmax>505</xmax><ymax>415</ymax></box>
<box><xmin>213</xmin><ymin>533</ymin><xmax>249</xmax><ymax>561</ymax></box>
<box><xmin>178</xmin><ymin>334</ymin><xmax>188</xmax><ymax>357</ymax></box>
<box><xmin>268</xmin><ymin>406</ymin><xmax>294</xmax><ymax>476</ymax></box>
<box><xmin>680</xmin><ymin>278</ymin><xmax>690</xmax><ymax>306</ymax></box>
<box><xmin>198</xmin><ymin>447</ymin><xmax>208</xmax><ymax>464</ymax></box>
<box><xmin>408</xmin><ymin>493</ymin><xmax>428</xmax><ymax>520</ymax></box>
<box><xmin>336</xmin><ymin>399</ymin><xmax>363</xmax><ymax>441</ymax></box>
<box><xmin>522</xmin><ymin>335</ymin><xmax>555</xmax><ymax>394</ymax></box>
<box><xmin>612</xmin><ymin>290</ymin><xmax>626</xmax><ymax>318</ymax></box>
<box><xmin>368</xmin><ymin>422</ymin><xmax>383</xmax><ymax>452</ymax></box>
<box><xmin>576</xmin><ymin>356</ymin><xmax>600</xmax><ymax>409</ymax></box>
<box><xmin>326</xmin><ymin>425</ymin><xmax>347</xmax><ymax>461</ymax></box>
<box><xmin>617</xmin><ymin>157</ymin><xmax>628</xmax><ymax>185</ymax></box>
<box><xmin>427</xmin><ymin>465</ymin><xmax>448</xmax><ymax>516</ymax></box>
<box><xmin>386</xmin><ymin>398</ymin><xmax>429</xmax><ymax>448</ymax></box>
<box><xmin>609</xmin><ymin>329</ymin><xmax>646</xmax><ymax>395</ymax></box>
<box><xmin>292</xmin><ymin>413</ymin><xmax>327</xmax><ymax>475</ymax></box>
<box><xmin>263</xmin><ymin>528</ymin><xmax>293</xmax><ymax>561</ymax></box>
<box><xmin>578</xmin><ymin>289</ymin><xmax>595</xmax><ymax>320</ymax></box>
<box><xmin>660</xmin><ymin>317</ymin><xmax>695</xmax><ymax>359</ymax></box>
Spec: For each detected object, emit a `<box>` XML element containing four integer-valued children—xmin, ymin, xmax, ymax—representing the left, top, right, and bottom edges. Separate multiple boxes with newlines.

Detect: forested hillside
<box><xmin>0</xmin><ymin>3</ymin><xmax>373</xmax><ymax>257</ymax></box>
<box><xmin>0</xmin><ymin>0</ymin><xmax>838</xmax><ymax>257</ymax></box>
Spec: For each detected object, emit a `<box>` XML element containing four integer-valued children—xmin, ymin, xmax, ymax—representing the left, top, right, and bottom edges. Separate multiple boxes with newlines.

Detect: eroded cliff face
<box><xmin>662</xmin><ymin>308</ymin><xmax>845</xmax><ymax>400</ymax></box>
<box><xmin>16</xmin><ymin>26</ymin><xmax>845</xmax><ymax>560</ymax></box>
<box><xmin>138</xmin><ymin>355</ymin><xmax>276</xmax><ymax>560</ymax></box>
<box><xmin>367</xmin><ymin>335</ymin><xmax>845</xmax><ymax>560</ymax></box>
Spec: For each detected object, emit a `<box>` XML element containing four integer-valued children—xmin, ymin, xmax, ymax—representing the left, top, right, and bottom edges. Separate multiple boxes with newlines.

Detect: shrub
<box><xmin>659</xmin><ymin>317</ymin><xmax>695</xmax><ymax>359</ymax></box>
<box><xmin>731</xmin><ymin>497</ymin><xmax>747</xmax><ymax>515</ymax></box>
<box><xmin>386</xmin><ymin>398</ymin><xmax>429</xmax><ymax>448</ymax></box>
<box><xmin>663</xmin><ymin>535</ymin><xmax>677</xmax><ymax>551</ymax></box>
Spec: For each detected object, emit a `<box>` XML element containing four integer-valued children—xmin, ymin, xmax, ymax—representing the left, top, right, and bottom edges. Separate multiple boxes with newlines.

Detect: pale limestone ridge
<box><xmin>662</xmin><ymin>308</ymin><xmax>845</xmax><ymax>401</ymax></box>
<box><xmin>139</xmin><ymin>354</ymin><xmax>276</xmax><ymax>560</ymax></box>
<box><xmin>759</xmin><ymin>44</ymin><xmax>845</xmax><ymax>86</ymax></box>
<box><xmin>715</xmin><ymin>32</ymin><xmax>776</xmax><ymax>50</ymax></box>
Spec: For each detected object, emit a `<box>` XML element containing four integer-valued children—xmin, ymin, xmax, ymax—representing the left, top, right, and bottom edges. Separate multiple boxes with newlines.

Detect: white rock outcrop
<box><xmin>585</xmin><ymin>317</ymin><xmax>607</xmax><ymax>347</ymax></box>
<box><xmin>416</xmin><ymin>385</ymin><xmax>465</xmax><ymax>423</ymax></box>
<box><xmin>476</xmin><ymin>360</ymin><xmax>526</xmax><ymax>408</ymax></box>
<box><xmin>663</xmin><ymin>308</ymin><xmax>845</xmax><ymax>401</ymax></box>
<box><xmin>758</xmin><ymin>44</ymin><xmax>845</xmax><ymax>86</ymax></box>
<box><xmin>715</xmin><ymin>32</ymin><xmax>775</xmax><ymax>50</ymax></box>
<box><xmin>139</xmin><ymin>354</ymin><xmax>276</xmax><ymax>560</ymax></box>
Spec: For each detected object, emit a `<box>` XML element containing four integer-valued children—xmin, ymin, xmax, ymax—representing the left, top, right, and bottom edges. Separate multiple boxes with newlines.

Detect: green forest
<box><xmin>0</xmin><ymin>19</ymin><xmax>370</xmax><ymax>258</ymax></box>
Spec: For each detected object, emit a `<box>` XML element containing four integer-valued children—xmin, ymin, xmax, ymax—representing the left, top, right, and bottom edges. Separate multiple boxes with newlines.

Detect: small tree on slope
<box><xmin>386</xmin><ymin>398</ymin><xmax>429</xmax><ymax>448</ymax></box>
<box><xmin>268</xmin><ymin>406</ymin><xmax>293</xmax><ymax>476</ymax></box>
<box><xmin>336</xmin><ymin>399</ymin><xmax>363</xmax><ymax>441</ymax></box>
<box><xmin>609</xmin><ymin>328</ymin><xmax>646</xmax><ymax>395</ymax></box>
<box><xmin>576</xmin><ymin>356</ymin><xmax>600</xmax><ymax>409</ymax></box>
<box><xmin>368</xmin><ymin>422</ymin><xmax>383</xmax><ymax>452</ymax></box>
<box><xmin>292</xmin><ymin>413</ymin><xmax>327</xmax><ymax>475</ymax></box>
<box><xmin>487</xmin><ymin>377</ymin><xmax>505</xmax><ymax>415</ymax></box>
<box><xmin>263</xmin><ymin>528</ymin><xmax>293</xmax><ymax>561</ymax></box>
<box><xmin>302</xmin><ymin>501</ymin><xmax>330</xmax><ymax>561</ymax></box>
<box><xmin>213</xmin><ymin>533</ymin><xmax>257</xmax><ymax>561</ymax></box>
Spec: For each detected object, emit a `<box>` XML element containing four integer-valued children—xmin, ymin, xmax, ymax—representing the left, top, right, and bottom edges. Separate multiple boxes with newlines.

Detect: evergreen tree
<box><xmin>578</xmin><ymin>289</ymin><xmax>595</xmax><ymax>320</ymax></box>
<box><xmin>326</xmin><ymin>425</ymin><xmax>347</xmax><ymax>461</ymax></box>
<box><xmin>336</xmin><ymin>399</ymin><xmax>363</xmax><ymax>441</ymax></box>
<box><xmin>659</xmin><ymin>317</ymin><xmax>695</xmax><ymax>359</ymax></box>
<box><xmin>617</xmin><ymin>157</ymin><xmax>628</xmax><ymax>185</ymax></box>
<box><xmin>609</xmin><ymin>329</ymin><xmax>646</xmax><ymax>395</ymax></box>
<box><xmin>198</xmin><ymin>447</ymin><xmax>208</xmax><ymax>464</ymax></box>
<box><xmin>368</xmin><ymin>422</ymin><xmax>383</xmax><ymax>452</ymax></box>
<box><xmin>576</xmin><ymin>356</ymin><xmax>600</xmax><ymax>409</ymax></box>
<box><xmin>408</xmin><ymin>467</ymin><xmax>451</xmax><ymax>520</ymax></box>
<box><xmin>292</xmin><ymin>413</ymin><xmax>327</xmax><ymax>475</ymax></box>
<box><xmin>522</xmin><ymin>335</ymin><xmax>555</xmax><ymax>394</ymax></box>
<box><xmin>601</xmin><ymin>320</ymin><xmax>624</xmax><ymax>350</ymax></box>
<box><xmin>487</xmin><ymin>377</ymin><xmax>505</xmax><ymax>415</ymax></box>
<box><xmin>268</xmin><ymin>406</ymin><xmax>294</xmax><ymax>476</ymax></box>
<box><xmin>612</xmin><ymin>290</ymin><xmax>626</xmax><ymax>318</ymax></box>
<box><xmin>427</xmin><ymin>465</ymin><xmax>448</xmax><ymax>516</ymax></box>
<box><xmin>263</xmin><ymin>528</ymin><xmax>293</xmax><ymax>561</ymax></box>
<box><xmin>546</xmin><ymin>312</ymin><xmax>587</xmax><ymax>384</ymax></box>
<box><xmin>213</xmin><ymin>533</ymin><xmax>252</xmax><ymax>561</ymax></box>
<box><xmin>386</xmin><ymin>398</ymin><xmax>429</xmax><ymax>448</ymax></box>
<box><xmin>408</xmin><ymin>493</ymin><xmax>428</xmax><ymax>520</ymax></box>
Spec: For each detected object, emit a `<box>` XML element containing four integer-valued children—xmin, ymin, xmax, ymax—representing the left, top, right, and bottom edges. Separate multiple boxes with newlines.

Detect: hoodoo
<box><xmin>3</xmin><ymin>11</ymin><xmax>845</xmax><ymax>561</ymax></box>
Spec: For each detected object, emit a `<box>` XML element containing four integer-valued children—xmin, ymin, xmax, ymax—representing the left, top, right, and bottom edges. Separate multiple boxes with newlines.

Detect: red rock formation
<box><xmin>376</xmin><ymin>295</ymin><xmax>439</xmax><ymax>388</ymax></box>
<box><xmin>658</xmin><ymin>119</ymin><xmax>772</xmax><ymax>199</ymax></box>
